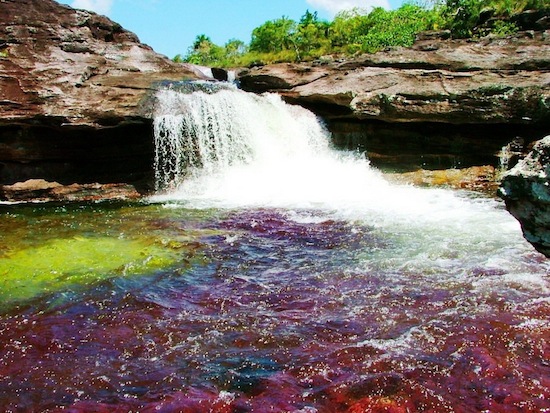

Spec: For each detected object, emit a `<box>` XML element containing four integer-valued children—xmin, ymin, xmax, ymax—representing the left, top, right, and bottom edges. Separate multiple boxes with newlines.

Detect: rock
<box><xmin>386</xmin><ymin>165</ymin><xmax>498</xmax><ymax>192</ymax></box>
<box><xmin>0</xmin><ymin>0</ymin><xmax>203</xmax><ymax>193</ymax></box>
<box><xmin>1</xmin><ymin>0</ymin><xmax>549</xmax><ymax>201</ymax></box>
<box><xmin>1</xmin><ymin>179</ymin><xmax>140</xmax><ymax>202</ymax></box>
<box><xmin>415</xmin><ymin>30</ymin><xmax>451</xmax><ymax>42</ymax></box>
<box><xmin>211</xmin><ymin>67</ymin><xmax>229</xmax><ymax>81</ymax></box>
<box><xmin>238</xmin><ymin>33</ymin><xmax>550</xmax><ymax>124</ymax></box>
<box><xmin>498</xmin><ymin>136</ymin><xmax>550</xmax><ymax>257</ymax></box>
<box><xmin>0</xmin><ymin>0</ymin><xmax>200</xmax><ymax>127</ymax></box>
<box><xmin>512</xmin><ymin>9</ymin><xmax>550</xmax><ymax>31</ymax></box>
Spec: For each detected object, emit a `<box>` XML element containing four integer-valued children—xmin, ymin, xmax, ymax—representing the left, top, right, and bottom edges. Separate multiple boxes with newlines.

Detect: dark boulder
<box><xmin>499</xmin><ymin>136</ymin><xmax>550</xmax><ymax>257</ymax></box>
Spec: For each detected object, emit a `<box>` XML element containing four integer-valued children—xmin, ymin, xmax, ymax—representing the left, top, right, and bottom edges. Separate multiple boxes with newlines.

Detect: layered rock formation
<box><xmin>239</xmin><ymin>31</ymin><xmax>550</xmax><ymax>171</ymax></box>
<box><xmin>1</xmin><ymin>0</ymin><xmax>549</xmax><ymax>204</ymax></box>
<box><xmin>0</xmin><ymin>0</ymin><xmax>200</xmax><ymax>194</ymax></box>
<box><xmin>499</xmin><ymin>136</ymin><xmax>550</xmax><ymax>257</ymax></box>
<box><xmin>239</xmin><ymin>32</ymin><xmax>550</xmax><ymax>124</ymax></box>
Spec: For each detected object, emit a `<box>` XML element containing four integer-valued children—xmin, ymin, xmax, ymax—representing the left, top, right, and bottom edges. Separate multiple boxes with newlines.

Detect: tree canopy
<box><xmin>175</xmin><ymin>0</ymin><xmax>549</xmax><ymax>67</ymax></box>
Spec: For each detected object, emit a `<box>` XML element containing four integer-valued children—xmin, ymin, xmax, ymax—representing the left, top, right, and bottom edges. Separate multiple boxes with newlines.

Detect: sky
<box><xmin>58</xmin><ymin>0</ymin><xmax>406</xmax><ymax>59</ymax></box>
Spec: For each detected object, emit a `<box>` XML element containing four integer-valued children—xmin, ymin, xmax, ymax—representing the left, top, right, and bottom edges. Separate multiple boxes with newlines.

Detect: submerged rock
<box><xmin>499</xmin><ymin>136</ymin><xmax>550</xmax><ymax>257</ymax></box>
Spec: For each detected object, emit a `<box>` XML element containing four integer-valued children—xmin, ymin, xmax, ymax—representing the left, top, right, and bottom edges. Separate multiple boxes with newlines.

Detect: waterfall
<box><xmin>153</xmin><ymin>83</ymin><xmax>253</xmax><ymax>190</ymax></box>
<box><xmin>151</xmin><ymin>83</ymin><xmax>525</xmax><ymax>249</ymax></box>
<box><xmin>152</xmin><ymin>82</ymin><xmax>344</xmax><ymax>198</ymax></box>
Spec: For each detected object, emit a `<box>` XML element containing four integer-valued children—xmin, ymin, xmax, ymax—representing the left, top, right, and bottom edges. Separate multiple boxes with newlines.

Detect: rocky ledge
<box><xmin>239</xmin><ymin>31</ymin><xmax>550</xmax><ymax>125</ymax></box>
<box><xmin>499</xmin><ymin>136</ymin><xmax>550</xmax><ymax>257</ymax></box>
<box><xmin>238</xmin><ymin>29</ymin><xmax>550</xmax><ymax>180</ymax></box>
<box><xmin>0</xmin><ymin>0</ymin><xmax>199</xmax><ymax>126</ymax></box>
<box><xmin>0</xmin><ymin>179</ymin><xmax>140</xmax><ymax>202</ymax></box>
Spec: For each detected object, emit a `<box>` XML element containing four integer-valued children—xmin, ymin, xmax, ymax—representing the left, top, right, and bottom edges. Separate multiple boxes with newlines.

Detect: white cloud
<box><xmin>306</xmin><ymin>0</ymin><xmax>391</xmax><ymax>17</ymax></box>
<box><xmin>71</xmin><ymin>0</ymin><xmax>114</xmax><ymax>15</ymax></box>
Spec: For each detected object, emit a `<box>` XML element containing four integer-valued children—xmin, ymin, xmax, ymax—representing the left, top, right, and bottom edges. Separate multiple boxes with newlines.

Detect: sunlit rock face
<box><xmin>0</xmin><ymin>0</ymin><xmax>199</xmax><ymax>127</ymax></box>
<box><xmin>0</xmin><ymin>0</ymin><xmax>200</xmax><ymax>190</ymax></box>
<box><xmin>499</xmin><ymin>136</ymin><xmax>550</xmax><ymax>257</ymax></box>
<box><xmin>238</xmin><ymin>29</ymin><xmax>550</xmax><ymax>176</ymax></box>
<box><xmin>239</xmin><ymin>31</ymin><xmax>550</xmax><ymax>125</ymax></box>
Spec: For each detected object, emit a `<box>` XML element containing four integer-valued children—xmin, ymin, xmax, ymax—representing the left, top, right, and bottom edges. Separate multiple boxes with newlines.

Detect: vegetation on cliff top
<box><xmin>174</xmin><ymin>0</ymin><xmax>548</xmax><ymax>67</ymax></box>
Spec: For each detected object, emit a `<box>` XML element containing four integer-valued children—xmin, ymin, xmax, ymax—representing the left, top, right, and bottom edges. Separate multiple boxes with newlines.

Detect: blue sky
<box><xmin>58</xmin><ymin>0</ymin><xmax>406</xmax><ymax>59</ymax></box>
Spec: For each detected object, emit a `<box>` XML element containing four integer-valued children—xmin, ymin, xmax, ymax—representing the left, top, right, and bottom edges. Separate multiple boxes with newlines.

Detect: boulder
<box><xmin>499</xmin><ymin>136</ymin><xmax>550</xmax><ymax>257</ymax></box>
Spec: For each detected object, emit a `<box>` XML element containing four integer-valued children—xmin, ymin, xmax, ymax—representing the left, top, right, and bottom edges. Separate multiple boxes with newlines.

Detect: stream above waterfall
<box><xmin>0</xmin><ymin>84</ymin><xmax>548</xmax><ymax>412</ymax></box>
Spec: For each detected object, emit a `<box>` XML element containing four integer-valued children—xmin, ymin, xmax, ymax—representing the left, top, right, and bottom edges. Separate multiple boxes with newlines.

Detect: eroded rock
<box><xmin>386</xmin><ymin>165</ymin><xmax>498</xmax><ymax>192</ymax></box>
<box><xmin>0</xmin><ymin>0</ymin><xmax>203</xmax><ymax>192</ymax></box>
<box><xmin>0</xmin><ymin>0</ymin><xmax>200</xmax><ymax>127</ymax></box>
<box><xmin>239</xmin><ymin>32</ymin><xmax>550</xmax><ymax>124</ymax></box>
<box><xmin>499</xmin><ymin>136</ymin><xmax>550</xmax><ymax>257</ymax></box>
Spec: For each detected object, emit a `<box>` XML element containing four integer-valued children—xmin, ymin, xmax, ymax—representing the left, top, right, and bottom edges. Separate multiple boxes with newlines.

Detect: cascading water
<box><xmin>153</xmin><ymin>82</ymin><xmax>337</xmax><ymax>200</ymax></box>
<box><xmin>151</xmin><ymin>83</ymin><xmax>533</xmax><ymax>263</ymax></box>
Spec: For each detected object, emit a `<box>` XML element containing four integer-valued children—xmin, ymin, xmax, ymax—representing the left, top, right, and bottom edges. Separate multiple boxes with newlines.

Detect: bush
<box><xmin>442</xmin><ymin>0</ymin><xmax>549</xmax><ymax>38</ymax></box>
<box><xmin>358</xmin><ymin>4</ymin><xmax>444</xmax><ymax>53</ymax></box>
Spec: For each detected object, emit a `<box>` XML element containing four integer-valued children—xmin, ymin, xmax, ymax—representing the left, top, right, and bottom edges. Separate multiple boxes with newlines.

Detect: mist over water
<box><xmin>151</xmin><ymin>85</ymin><xmax>542</xmax><ymax>276</ymax></box>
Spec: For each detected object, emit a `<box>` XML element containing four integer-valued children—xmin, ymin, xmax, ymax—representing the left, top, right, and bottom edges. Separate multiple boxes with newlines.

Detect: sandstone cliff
<box><xmin>0</xmin><ymin>0</ymin><xmax>200</xmax><ymax>191</ymax></box>
<box><xmin>0</xmin><ymin>0</ymin><xmax>199</xmax><ymax>126</ymax></box>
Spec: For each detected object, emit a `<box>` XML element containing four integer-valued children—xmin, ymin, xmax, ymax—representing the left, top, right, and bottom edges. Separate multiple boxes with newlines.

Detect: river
<box><xmin>0</xmin><ymin>84</ymin><xmax>548</xmax><ymax>412</ymax></box>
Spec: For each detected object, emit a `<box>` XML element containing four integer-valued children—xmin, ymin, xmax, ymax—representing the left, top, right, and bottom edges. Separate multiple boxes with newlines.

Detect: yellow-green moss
<box><xmin>0</xmin><ymin>236</ymin><xmax>181</xmax><ymax>305</ymax></box>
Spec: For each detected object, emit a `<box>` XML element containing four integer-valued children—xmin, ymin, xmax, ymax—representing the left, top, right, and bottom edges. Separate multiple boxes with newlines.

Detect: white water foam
<box><xmin>150</xmin><ymin>85</ymin><xmax>548</xmax><ymax>277</ymax></box>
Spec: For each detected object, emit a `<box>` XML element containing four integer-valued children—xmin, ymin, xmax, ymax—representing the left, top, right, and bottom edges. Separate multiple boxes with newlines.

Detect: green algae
<box><xmin>0</xmin><ymin>236</ymin><xmax>179</xmax><ymax>305</ymax></box>
<box><xmin>0</xmin><ymin>202</ymin><xmax>218</xmax><ymax>308</ymax></box>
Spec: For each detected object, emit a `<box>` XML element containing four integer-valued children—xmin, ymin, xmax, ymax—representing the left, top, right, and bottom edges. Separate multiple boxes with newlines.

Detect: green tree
<box><xmin>225</xmin><ymin>38</ymin><xmax>247</xmax><ymax>59</ymax></box>
<box><xmin>295</xmin><ymin>10</ymin><xmax>331</xmax><ymax>58</ymax></box>
<box><xmin>249</xmin><ymin>17</ymin><xmax>297</xmax><ymax>54</ymax></box>
<box><xmin>183</xmin><ymin>34</ymin><xmax>225</xmax><ymax>66</ymax></box>
<box><xmin>442</xmin><ymin>0</ymin><xmax>483</xmax><ymax>37</ymax></box>
<box><xmin>174</xmin><ymin>1</ymin><xmax>548</xmax><ymax>66</ymax></box>
<box><xmin>338</xmin><ymin>4</ymin><xmax>443</xmax><ymax>54</ymax></box>
<box><xmin>329</xmin><ymin>8</ymin><xmax>371</xmax><ymax>53</ymax></box>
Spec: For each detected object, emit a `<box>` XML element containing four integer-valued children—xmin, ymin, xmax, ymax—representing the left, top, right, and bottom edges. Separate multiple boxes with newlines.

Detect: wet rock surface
<box><xmin>499</xmin><ymin>136</ymin><xmax>550</xmax><ymax>257</ymax></box>
<box><xmin>386</xmin><ymin>165</ymin><xmax>498</xmax><ymax>193</ymax></box>
<box><xmin>0</xmin><ymin>179</ymin><xmax>140</xmax><ymax>202</ymax></box>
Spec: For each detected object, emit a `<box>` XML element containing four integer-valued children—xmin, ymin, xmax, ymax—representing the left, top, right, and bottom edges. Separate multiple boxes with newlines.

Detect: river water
<box><xmin>0</xmin><ymin>85</ymin><xmax>548</xmax><ymax>412</ymax></box>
